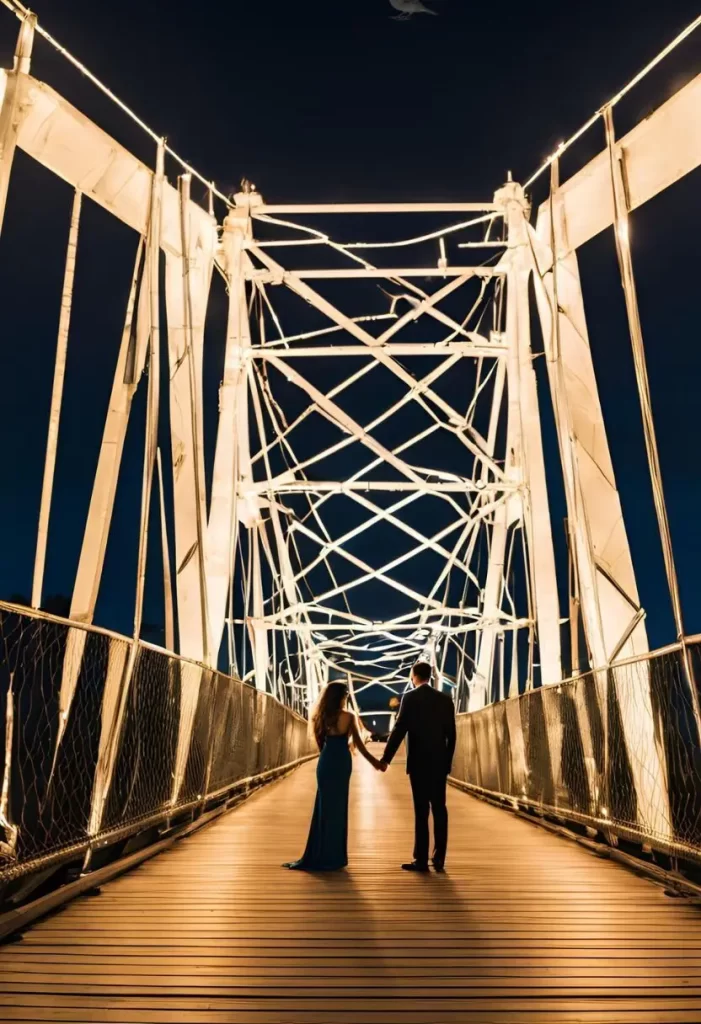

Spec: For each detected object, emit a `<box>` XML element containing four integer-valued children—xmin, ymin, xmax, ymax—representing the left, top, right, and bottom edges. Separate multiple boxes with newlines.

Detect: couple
<box><xmin>284</xmin><ymin>661</ymin><xmax>456</xmax><ymax>873</ymax></box>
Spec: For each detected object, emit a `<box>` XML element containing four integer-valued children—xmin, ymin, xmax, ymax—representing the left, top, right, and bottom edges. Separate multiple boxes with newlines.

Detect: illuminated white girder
<box><xmin>247</xmin><ymin>267</ymin><xmax>501</xmax><ymax>281</ymax></box>
<box><xmin>292</xmin><ymin>490</ymin><xmax>475</xmax><ymax>584</ymax></box>
<box><xmin>245</xmin><ymin>481</ymin><xmax>511</xmax><ymax>495</ymax></box>
<box><xmin>468</xmin><ymin>180</ymin><xmax>561</xmax><ymax>711</ymax></box>
<box><xmin>271</xmin><ymin>352</ymin><xmax>483</xmax><ymax>480</ymax></box>
<box><xmin>32</xmin><ymin>188</ymin><xmax>82</xmax><ymax>612</ymax></box>
<box><xmin>264</xmin><ymin>358</ymin><xmax>444</xmax><ymax>488</ymax></box>
<box><xmin>5</xmin><ymin>0</ymin><xmax>700</xmax><ymax>873</ymax></box>
<box><xmin>249</xmin><ymin>245</ymin><xmax>499</xmax><ymax>460</ymax></box>
<box><xmin>530</xmin><ymin>154</ymin><xmax>672</xmax><ymax>836</ymax></box>
<box><xmin>470</xmin><ymin>501</ymin><xmax>509</xmax><ymax>710</ymax></box>
<box><xmin>246</xmin><ymin>335</ymin><xmax>324</xmax><ymax>705</ymax></box>
<box><xmin>11</xmin><ymin>3</ymin><xmax>699</xmax><ymax>713</ymax></box>
<box><xmin>501</xmin><ymin>182</ymin><xmax>561</xmax><ymax>688</ymax></box>
<box><xmin>290</xmin><ymin>517</ymin><xmax>467</xmax><ymax>609</ymax></box>
<box><xmin>250</xmin><ymin>342</ymin><xmax>506</xmax><ymax>357</ymax></box>
<box><xmin>253</xmin><ymin>351</ymin><xmax>477</xmax><ymax>482</ymax></box>
<box><xmin>165</xmin><ymin>177</ymin><xmax>216</xmax><ymax>664</ymax></box>
<box><xmin>252</xmin><ymin>203</ymin><xmax>500</xmax><ymax>215</ymax></box>
<box><xmin>244</xmin><ymin>620</ymin><xmax>528</xmax><ymax>634</ymax></box>
<box><xmin>0</xmin><ymin>15</ymin><xmax>34</xmax><ymax>231</ymax></box>
<box><xmin>88</xmin><ymin>143</ymin><xmax>165</xmax><ymax>839</ymax></box>
<box><xmin>248</xmin><ymin>524</ymin><xmax>269</xmax><ymax>693</ymax></box>
<box><xmin>206</xmin><ymin>198</ymin><xmax>253</xmax><ymax>664</ymax></box>
<box><xmin>220</xmin><ymin>225</ymin><xmax>533</xmax><ymax>703</ymax></box>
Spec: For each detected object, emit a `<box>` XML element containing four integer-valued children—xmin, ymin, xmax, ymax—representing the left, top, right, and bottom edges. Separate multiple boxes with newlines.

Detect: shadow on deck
<box><xmin>2</xmin><ymin>746</ymin><xmax>701</xmax><ymax>1023</ymax></box>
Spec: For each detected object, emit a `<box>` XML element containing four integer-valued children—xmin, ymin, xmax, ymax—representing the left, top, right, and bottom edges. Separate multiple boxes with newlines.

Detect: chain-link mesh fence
<box><xmin>452</xmin><ymin>641</ymin><xmax>701</xmax><ymax>860</ymax></box>
<box><xmin>0</xmin><ymin>603</ymin><xmax>314</xmax><ymax>882</ymax></box>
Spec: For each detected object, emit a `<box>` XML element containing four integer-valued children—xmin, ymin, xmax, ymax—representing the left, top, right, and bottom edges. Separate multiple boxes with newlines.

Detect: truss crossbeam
<box><xmin>241</xmin><ymin>619</ymin><xmax>531</xmax><ymax>634</ymax></box>
<box><xmin>247</xmin><ymin>267</ymin><xmax>503</xmax><ymax>281</ymax></box>
<box><xmin>244</xmin><ymin>481</ymin><xmax>515</xmax><ymax>495</ymax></box>
<box><xmin>251</xmin><ymin>203</ymin><xmax>501</xmax><ymax>215</ymax></box>
<box><xmin>250</xmin><ymin>342</ymin><xmax>507</xmax><ymax>357</ymax></box>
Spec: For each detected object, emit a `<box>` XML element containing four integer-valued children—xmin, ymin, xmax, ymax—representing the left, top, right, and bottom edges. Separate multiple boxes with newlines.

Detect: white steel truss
<box><xmin>205</xmin><ymin>182</ymin><xmax>554</xmax><ymax>716</ymax></box>
<box><xmin>3</xmin><ymin>3</ymin><xmax>701</xmax><ymax>843</ymax></box>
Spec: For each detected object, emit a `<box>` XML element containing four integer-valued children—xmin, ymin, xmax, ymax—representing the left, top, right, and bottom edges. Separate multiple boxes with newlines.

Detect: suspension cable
<box><xmin>0</xmin><ymin>0</ymin><xmax>231</xmax><ymax>208</ymax></box>
<box><xmin>524</xmin><ymin>12</ymin><xmax>701</xmax><ymax>189</ymax></box>
<box><xmin>4</xmin><ymin>1</ymin><xmax>699</xmax><ymax>210</ymax></box>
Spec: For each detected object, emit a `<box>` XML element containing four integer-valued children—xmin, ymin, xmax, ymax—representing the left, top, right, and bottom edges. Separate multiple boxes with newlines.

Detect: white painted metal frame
<box><xmin>2</xmin><ymin>4</ymin><xmax>699</xmax><ymax>839</ymax></box>
<box><xmin>211</xmin><ymin>188</ymin><xmax>549</xmax><ymax>712</ymax></box>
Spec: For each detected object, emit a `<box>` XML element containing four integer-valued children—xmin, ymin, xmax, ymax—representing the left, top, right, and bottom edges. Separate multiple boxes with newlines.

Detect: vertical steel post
<box><xmin>0</xmin><ymin>13</ymin><xmax>35</xmax><ymax>234</ymax></box>
<box><xmin>207</xmin><ymin>196</ymin><xmax>254</xmax><ymax>661</ymax></box>
<box><xmin>531</xmin><ymin>153</ymin><xmax>673</xmax><ymax>837</ymax></box>
<box><xmin>32</xmin><ymin>190</ymin><xmax>82</xmax><ymax>610</ymax></box>
<box><xmin>475</xmin><ymin>180</ymin><xmax>562</xmax><ymax>707</ymax></box>
<box><xmin>86</xmin><ymin>142</ymin><xmax>165</xmax><ymax>847</ymax></box>
<box><xmin>157</xmin><ymin>447</ymin><xmax>175</xmax><ymax>653</ymax></box>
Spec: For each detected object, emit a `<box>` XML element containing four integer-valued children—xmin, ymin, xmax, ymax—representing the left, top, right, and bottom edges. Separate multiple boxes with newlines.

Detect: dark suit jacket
<box><xmin>382</xmin><ymin>684</ymin><xmax>456</xmax><ymax>776</ymax></box>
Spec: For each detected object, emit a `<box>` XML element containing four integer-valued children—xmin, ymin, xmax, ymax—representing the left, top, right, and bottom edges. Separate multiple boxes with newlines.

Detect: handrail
<box><xmin>0</xmin><ymin>0</ymin><xmax>231</xmax><ymax>208</ymax></box>
<box><xmin>456</xmin><ymin>636</ymin><xmax>693</xmax><ymax>718</ymax></box>
<box><xmin>0</xmin><ymin>600</ymin><xmax>306</xmax><ymax>723</ymax></box>
<box><xmin>0</xmin><ymin>602</ymin><xmax>316</xmax><ymax>890</ymax></box>
<box><xmin>524</xmin><ymin>13</ymin><xmax>701</xmax><ymax>188</ymax></box>
<box><xmin>451</xmin><ymin>637</ymin><xmax>701</xmax><ymax>868</ymax></box>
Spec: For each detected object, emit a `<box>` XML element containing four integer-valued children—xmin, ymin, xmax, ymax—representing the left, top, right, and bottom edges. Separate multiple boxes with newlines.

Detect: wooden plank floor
<box><xmin>2</xmin><ymin>745</ymin><xmax>701</xmax><ymax>1023</ymax></box>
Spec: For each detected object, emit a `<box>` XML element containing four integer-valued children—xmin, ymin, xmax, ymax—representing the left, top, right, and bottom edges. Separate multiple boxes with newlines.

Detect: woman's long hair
<box><xmin>311</xmin><ymin>681</ymin><xmax>349</xmax><ymax>751</ymax></box>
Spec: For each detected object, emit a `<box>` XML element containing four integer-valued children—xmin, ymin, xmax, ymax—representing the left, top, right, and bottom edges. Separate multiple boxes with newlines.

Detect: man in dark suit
<box><xmin>380</xmin><ymin>661</ymin><xmax>456</xmax><ymax>872</ymax></box>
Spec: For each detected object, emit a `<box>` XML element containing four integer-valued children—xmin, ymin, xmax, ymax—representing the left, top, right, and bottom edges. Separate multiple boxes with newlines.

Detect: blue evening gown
<box><xmin>286</xmin><ymin>734</ymin><xmax>352</xmax><ymax>871</ymax></box>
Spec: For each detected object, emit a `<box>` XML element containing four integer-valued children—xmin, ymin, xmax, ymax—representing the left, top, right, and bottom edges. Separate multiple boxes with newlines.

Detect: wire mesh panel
<box><xmin>452</xmin><ymin>642</ymin><xmax>701</xmax><ymax>860</ymax></box>
<box><xmin>0</xmin><ymin>606</ymin><xmax>109</xmax><ymax>867</ymax></box>
<box><xmin>100</xmin><ymin>644</ymin><xmax>183</xmax><ymax>836</ymax></box>
<box><xmin>0</xmin><ymin>604</ymin><xmax>314</xmax><ymax>882</ymax></box>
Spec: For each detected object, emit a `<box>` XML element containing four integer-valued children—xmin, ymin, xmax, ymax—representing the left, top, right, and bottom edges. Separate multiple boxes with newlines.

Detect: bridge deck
<box><xmin>2</xmin><ymin>747</ymin><xmax>701</xmax><ymax>1023</ymax></box>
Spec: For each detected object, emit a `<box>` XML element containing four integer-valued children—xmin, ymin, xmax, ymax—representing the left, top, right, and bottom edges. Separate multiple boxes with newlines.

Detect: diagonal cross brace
<box><xmin>248</xmin><ymin>244</ymin><xmax>504</xmax><ymax>479</ymax></box>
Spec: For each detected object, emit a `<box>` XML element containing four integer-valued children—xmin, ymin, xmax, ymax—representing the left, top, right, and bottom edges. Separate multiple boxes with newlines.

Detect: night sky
<box><xmin>1</xmin><ymin>0</ymin><xmax>701</xmax><ymax>657</ymax></box>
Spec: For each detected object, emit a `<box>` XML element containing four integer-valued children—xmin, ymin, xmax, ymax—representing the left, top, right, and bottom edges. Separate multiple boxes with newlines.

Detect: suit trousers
<box><xmin>409</xmin><ymin>770</ymin><xmax>448</xmax><ymax>867</ymax></box>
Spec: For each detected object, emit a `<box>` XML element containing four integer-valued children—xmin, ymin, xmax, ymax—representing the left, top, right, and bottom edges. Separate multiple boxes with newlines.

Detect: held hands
<box><xmin>373</xmin><ymin>758</ymin><xmax>388</xmax><ymax>772</ymax></box>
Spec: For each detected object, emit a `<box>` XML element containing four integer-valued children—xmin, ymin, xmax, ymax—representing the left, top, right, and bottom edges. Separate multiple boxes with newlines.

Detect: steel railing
<box><xmin>0</xmin><ymin>602</ymin><xmax>315</xmax><ymax>885</ymax></box>
<box><xmin>452</xmin><ymin>640</ymin><xmax>701</xmax><ymax>863</ymax></box>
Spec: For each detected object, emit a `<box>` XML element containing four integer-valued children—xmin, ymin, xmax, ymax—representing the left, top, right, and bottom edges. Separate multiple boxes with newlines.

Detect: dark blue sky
<box><xmin>1</xmin><ymin>0</ymin><xmax>700</xmax><ymax>654</ymax></box>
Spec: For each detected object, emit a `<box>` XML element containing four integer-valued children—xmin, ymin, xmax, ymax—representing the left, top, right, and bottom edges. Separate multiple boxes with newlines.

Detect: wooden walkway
<box><xmin>2</xmin><ymin>746</ymin><xmax>701</xmax><ymax>1023</ymax></box>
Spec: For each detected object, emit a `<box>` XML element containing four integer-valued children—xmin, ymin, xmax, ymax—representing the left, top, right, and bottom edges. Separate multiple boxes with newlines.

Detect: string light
<box><xmin>3</xmin><ymin>0</ymin><xmax>700</xmax><ymax>207</ymax></box>
<box><xmin>0</xmin><ymin>0</ymin><xmax>231</xmax><ymax>208</ymax></box>
<box><xmin>524</xmin><ymin>13</ymin><xmax>701</xmax><ymax>188</ymax></box>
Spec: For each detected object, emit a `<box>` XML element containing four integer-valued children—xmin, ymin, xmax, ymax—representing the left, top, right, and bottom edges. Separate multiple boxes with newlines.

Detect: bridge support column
<box><xmin>166</xmin><ymin>175</ymin><xmax>217</xmax><ymax>806</ymax></box>
<box><xmin>0</xmin><ymin>13</ymin><xmax>35</xmax><ymax>234</ymax></box>
<box><xmin>207</xmin><ymin>195</ymin><xmax>256</xmax><ymax>666</ymax></box>
<box><xmin>530</xmin><ymin>172</ymin><xmax>672</xmax><ymax>838</ymax></box>
<box><xmin>165</xmin><ymin>174</ymin><xmax>215</xmax><ymax>666</ymax></box>
<box><xmin>472</xmin><ymin>180</ymin><xmax>561</xmax><ymax>712</ymax></box>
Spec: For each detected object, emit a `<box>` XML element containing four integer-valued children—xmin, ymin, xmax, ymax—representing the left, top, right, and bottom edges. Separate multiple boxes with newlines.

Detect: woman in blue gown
<box><xmin>285</xmin><ymin>681</ymin><xmax>382</xmax><ymax>871</ymax></box>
